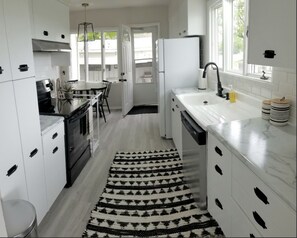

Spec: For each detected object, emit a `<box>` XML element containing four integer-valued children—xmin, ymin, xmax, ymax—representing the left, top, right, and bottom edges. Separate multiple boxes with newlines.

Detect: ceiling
<box><xmin>60</xmin><ymin>0</ymin><xmax>171</xmax><ymax>11</ymax></box>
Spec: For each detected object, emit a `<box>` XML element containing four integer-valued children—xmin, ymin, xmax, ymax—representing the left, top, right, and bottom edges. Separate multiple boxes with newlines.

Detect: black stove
<box><xmin>36</xmin><ymin>79</ymin><xmax>91</xmax><ymax>187</ymax></box>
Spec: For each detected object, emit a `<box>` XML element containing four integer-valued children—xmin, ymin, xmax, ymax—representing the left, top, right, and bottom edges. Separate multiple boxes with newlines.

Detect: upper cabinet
<box><xmin>31</xmin><ymin>0</ymin><xmax>70</xmax><ymax>43</ymax></box>
<box><xmin>2</xmin><ymin>0</ymin><xmax>35</xmax><ymax>80</ymax></box>
<box><xmin>169</xmin><ymin>0</ymin><xmax>206</xmax><ymax>38</ymax></box>
<box><xmin>247</xmin><ymin>0</ymin><xmax>296</xmax><ymax>69</ymax></box>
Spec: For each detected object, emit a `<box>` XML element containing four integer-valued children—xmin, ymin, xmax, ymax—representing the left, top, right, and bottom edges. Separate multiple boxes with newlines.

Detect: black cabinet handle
<box><xmin>61</xmin><ymin>34</ymin><xmax>65</xmax><ymax>39</ymax></box>
<box><xmin>6</xmin><ymin>165</ymin><xmax>18</xmax><ymax>177</ymax></box>
<box><xmin>29</xmin><ymin>148</ymin><xmax>38</xmax><ymax>158</ymax></box>
<box><xmin>263</xmin><ymin>50</ymin><xmax>276</xmax><ymax>59</ymax></box>
<box><xmin>53</xmin><ymin>146</ymin><xmax>58</xmax><ymax>154</ymax></box>
<box><xmin>43</xmin><ymin>30</ymin><xmax>49</xmax><ymax>36</ymax></box>
<box><xmin>214</xmin><ymin>164</ymin><xmax>223</xmax><ymax>176</ymax></box>
<box><xmin>254</xmin><ymin>187</ymin><xmax>269</xmax><ymax>205</ymax></box>
<box><xmin>52</xmin><ymin>132</ymin><xmax>58</xmax><ymax>139</ymax></box>
<box><xmin>250</xmin><ymin>234</ymin><xmax>255</xmax><ymax>238</ymax></box>
<box><xmin>172</xmin><ymin>98</ymin><xmax>175</xmax><ymax>102</ymax></box>
<box><xmin>18</xmin><ymin>64</ymin><xmax>29</xmax><ymax>72</ymax></box>
<box><xmin>172</xmin><ymin>108</ymin><xmax>175</xmax><ymax>112</ymax></box>
<box><xmin>215</xmin><ymin>198</ymin><xmax>223</xmax><ymax>210</ymax></box>
<box><xmin>175</xmin><ymin>104</ymin><xmax>179</xmax><ymax>108</ymax></box>
<box><xmin>0</xmin><ymin>66</ymin><xmax>3</xmax><ymax>74</ymax></box>
<box><xmin>215</xmin><ymin>146</ymin><xmax>223</xmax><ymax>156</ymax></box>
<box><xmin>253</xmin><ymin>211</ymin><xmax>267</xmax><ymax>229</ymax></box>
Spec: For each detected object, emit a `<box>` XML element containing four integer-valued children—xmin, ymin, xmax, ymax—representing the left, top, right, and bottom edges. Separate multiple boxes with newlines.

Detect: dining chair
<box><xmin>91</xmin><ymin>88</ymin><xmax>106</xmax><ymax>123</ymax></box>
<box><xmin>102</xmin><ymin>80</ymin><xmax>112</xmax><ymax>113</ymax></box>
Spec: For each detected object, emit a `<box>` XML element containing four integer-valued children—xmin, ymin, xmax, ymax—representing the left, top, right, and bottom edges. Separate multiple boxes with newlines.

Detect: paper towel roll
<box><xmin>198</xmin><ymin>74</ymin><xmax>207</xmax><ymax>90</ymax></box>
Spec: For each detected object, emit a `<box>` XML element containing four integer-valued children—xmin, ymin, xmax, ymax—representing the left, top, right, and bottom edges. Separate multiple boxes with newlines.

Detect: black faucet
<box><xmin>202</xmin><ymin>62</ymin><xmax>225</xmax><ymax>98</ymax></box>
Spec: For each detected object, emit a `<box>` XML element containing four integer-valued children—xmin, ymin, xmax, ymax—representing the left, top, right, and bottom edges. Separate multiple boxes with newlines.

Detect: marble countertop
<box><xmin>40</xmin><ymin>115</ymin><xmax>64</xmax><ymax>135</ymax></box>
<box><xmin>208</xmin><ymin>118</ymin><xmax>296</xmax><ymax>211</ymax></box>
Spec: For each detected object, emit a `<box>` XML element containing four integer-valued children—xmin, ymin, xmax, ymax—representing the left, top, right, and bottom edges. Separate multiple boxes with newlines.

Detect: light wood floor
<box><xmin>38</xmin><ymin>110</ymin><xmax>174</xmax><ymax>237</ymax></box>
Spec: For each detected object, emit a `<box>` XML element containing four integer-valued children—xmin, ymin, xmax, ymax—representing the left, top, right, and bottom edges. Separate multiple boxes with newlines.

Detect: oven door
<box><xmin>66</xmin><ymin>103</ymin><xmax>90</xmax><ymax>169</ymax></box>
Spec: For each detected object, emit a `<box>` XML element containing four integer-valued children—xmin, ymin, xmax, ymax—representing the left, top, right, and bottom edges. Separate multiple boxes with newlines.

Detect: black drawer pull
<box><xmin>61</xmin><ymin>34</ymin><xmax>65</xmax><ymax>39</ymax></box>
<box><xmin>250</xmin><ymin>234</ymin><xmax>255</xmax><ymax>238</ymax></box>
<box><xmin>175</xmin><ymin>104</ymin><xmax>179</xmax><ymax>108</ymax></box>
<box><xmin>215</xmin><ymin>198</ymin><xmax>223</xmax><ymax>210</ymax></box>
<box><xmin>53</xmin><ymin>147</ymin><xmax>58</xmax><ymax>154</ymax></box>
<box><xmin>52</xmin><ymin>132</ymin><xmax>58</xmax><ymax>139</ymax></box>
<box><xmin>172</xmin><ymin>98</ymin><xmax>175</xmax><ymax>102</ymax></box>
<box><xmin>263</xmin><ymin>50</ymin><xmax>276</xmax><ymax>59</ymax></box>
<box><xmin>0</xmin><ymin>66</ymin><xmax>3</xmax><ymax>74</ymax></box>
<box><xmin>253</xmin><ymin>211</ymin><xmax>267</xmax><ymax>229</ymax></box>
<box><xmin>214</xmin><ymin>164</ymin><xmax>223</xmax><ymax>175</ymax></box>
<box><xmin>172</xmin><ymin>108</ymin><xmax>175</xmax><ymax>112</ymax></box>
<box><xmin>254</xmin><ymin>187</ymin><xmax>269</xmax><ymax>205</ymax></box>
<box><xmin>6</xmin><ymin>165</ymin><xmax>18</xmax><ymax>177</ymax></box>
<box><xmin>215</xmin><ymin>146</ymin><xmax>223</xmax><ymax>156</ymax></box>
<box><xmin>29</xmin><ymin>148</ymin><xmax>38</xmax><ymax>158</ymax></box>
<box><xmin>18</xmin><ymin>64</ymin><xmax>29</xmax><ymax>72</ymax></box>
<box><xmin>43</xmin><ymin>30</ymin><xmax>49</xmax><ymax>36</ymax></box>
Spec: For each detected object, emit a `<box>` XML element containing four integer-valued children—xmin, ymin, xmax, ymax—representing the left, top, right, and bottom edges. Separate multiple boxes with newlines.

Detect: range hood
<box><xmin>32</xmin><ymin>39</ymin><xmax>71</xmax><ymax>52</ymax></box>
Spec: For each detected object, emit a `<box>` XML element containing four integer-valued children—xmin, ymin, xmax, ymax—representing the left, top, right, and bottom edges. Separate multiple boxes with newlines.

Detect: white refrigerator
<box><xmin>157</xmin><ymin>37</ymin><xmax>200</xmax><ymax>139</ymax></box>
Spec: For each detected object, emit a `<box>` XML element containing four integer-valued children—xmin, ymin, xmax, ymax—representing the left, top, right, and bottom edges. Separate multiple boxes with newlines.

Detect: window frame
<box><xmin>208</xmin><ymin>0</ymin><xmax>272</xmax><ymax>80</ymax></box>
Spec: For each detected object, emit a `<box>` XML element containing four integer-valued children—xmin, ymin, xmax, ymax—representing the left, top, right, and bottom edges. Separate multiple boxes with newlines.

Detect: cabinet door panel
<box><xmin>0</xmin><ymin>82</ymin><xmax>28</xmax><ymax>201</ymax></box>
<box><xmin>3</xmin><ymin>0</ymin><xmax>35</xmax><ymax>79</ymax></box>
<box><xmin>0</xmin><ymin>2</ymin><xmax>12</xmax><ymax>83</ymax></box>
<box><xmin>248</xmin><ymin>0</ymin><xmax>296</xmax><ymax>68</ymax></box>
<box><xmin>13</xmin><ymin>78</ymin><xmax>47</xmax><ymax>224</ymax></box>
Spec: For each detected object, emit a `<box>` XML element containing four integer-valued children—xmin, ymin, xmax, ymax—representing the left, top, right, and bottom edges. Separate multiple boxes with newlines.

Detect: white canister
<box><xmin>198</xmin><ymin>74</ymin><xmax>207</xmax><ymax>90</ymax></box>
<box><xmin>270</xmin><ymin>97</ymin><xmax>291</xmax><ymax>126</ymax></box>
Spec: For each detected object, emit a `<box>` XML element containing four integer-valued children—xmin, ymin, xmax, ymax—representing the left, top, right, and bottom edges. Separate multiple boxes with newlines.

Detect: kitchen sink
<box><xmin>177</xmin><ymin>92</ymin><xmax>225</xmax><ymax>106</ymax></box>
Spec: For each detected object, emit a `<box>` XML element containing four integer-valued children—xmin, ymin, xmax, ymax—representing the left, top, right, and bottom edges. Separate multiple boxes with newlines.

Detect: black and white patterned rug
<box><xmin>82</xmin><ymin>149</ymin><xmax>224</xmax><ymax>238</ymax></box>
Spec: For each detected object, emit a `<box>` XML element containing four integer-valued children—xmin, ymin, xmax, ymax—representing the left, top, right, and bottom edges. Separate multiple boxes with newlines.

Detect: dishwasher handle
<box><xmin>181</xmin><ymin>111</ymin><xmax>206</xmax><ymax>145</ymax></box>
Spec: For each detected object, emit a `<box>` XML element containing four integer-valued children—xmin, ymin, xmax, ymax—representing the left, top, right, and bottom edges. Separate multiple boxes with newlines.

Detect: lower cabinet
<box><xmin>42</xmin><ymin>119</ymin><xmax>66</xmax><ymax>209</ymax></box>
<box><xmin>171</xmin><ymin>93</ymin><xmax>184</xmax><ymax>157</ymax></box>
<box><xmin>207</xmin><ymin>133</ymin><xmax>296</xmax><ymax>237</ymax></box>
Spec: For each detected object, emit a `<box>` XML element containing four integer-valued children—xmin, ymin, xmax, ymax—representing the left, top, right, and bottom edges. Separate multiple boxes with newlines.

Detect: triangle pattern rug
<box><xmin>82</xmin><ymin>149</ymin><xmax>224</xmax><ymax>238</ymax></box>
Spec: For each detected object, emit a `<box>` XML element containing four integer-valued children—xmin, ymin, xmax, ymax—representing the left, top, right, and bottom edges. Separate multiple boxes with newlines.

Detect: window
<box><xmin>209</xmin><ymin>0</ymin><xmax>272</xmax><ymax>78</ymax></box>
<box><xmin>70</xmin><ymin>30</ymin><xmax>118</xmax><ymax>82</ymax></box>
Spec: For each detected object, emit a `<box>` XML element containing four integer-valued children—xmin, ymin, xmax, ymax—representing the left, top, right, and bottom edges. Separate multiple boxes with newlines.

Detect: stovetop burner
<box><xmin>39</xmin><ymin>97</ymin><xmax>90</xmax><ymax>118</ymax></box>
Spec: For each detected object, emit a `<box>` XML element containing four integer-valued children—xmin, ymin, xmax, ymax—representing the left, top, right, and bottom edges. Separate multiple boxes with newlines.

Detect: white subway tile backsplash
<box><xmin>287</xmin><ymin>73</ymin><xmax>296</xmax><ymax>86</ymax></box>
<box><xmin>252</xmin><ymin>86</ymin><xmax>261</xmax><ymax>96</ymax></box>
<box><xmin>272</xmin><ymin>69</ymin><xmax>288</xmax><ymax>83</ymax></box>
<box><xmin>278</xmin><ymin>83</ymin><xmax>294</xmax><ymax>97</ymax></box>
<box><xmin>260</xmin><ymin>87</ymin><xmax>272</xmax><ymax>98</ymax></box>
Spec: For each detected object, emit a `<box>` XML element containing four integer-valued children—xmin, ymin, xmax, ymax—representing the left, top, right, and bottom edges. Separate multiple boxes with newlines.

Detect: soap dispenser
<box><xmin>229</xmin><ymin>85</ymin><xmax>236</xmax><ymax>103</ymax></box>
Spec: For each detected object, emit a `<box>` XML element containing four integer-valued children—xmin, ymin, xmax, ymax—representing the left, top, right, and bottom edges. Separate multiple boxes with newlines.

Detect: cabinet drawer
<box><xmin>232</xmin><ymin>156</ymin><xmax>296</xmax><ymax>237</ymax></box>
<box><xmin>207</xmin><ymin>133</ymin><xmax>232</xmax><ymax>174</ymax></box>
<box><xmin>43</xmin><ymin>122</ymin><xmax>65</xmax><ymax>156</ymax></box>
<box><xmin>207</xmin><ymin>191</ymin><xmax>231</xmax><ymax>237</ymax></box>
<box><xmin>231</xmin><ymin>199</ymin><xmax>262</xmax><ymax>237</ymax></box>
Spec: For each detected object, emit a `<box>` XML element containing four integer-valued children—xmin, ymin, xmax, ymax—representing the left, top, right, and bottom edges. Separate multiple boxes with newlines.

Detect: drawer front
<box><xmin>43</xmin><ymin>122</ymin><xmax>65</xmax><ymax>156</ymax></box>
<box><xmin>231</xmin><ymin>199</ymin><xmax>262</xmax><ymax>237</ymax></box>
<box><xmin>232</xmin><ymin>156</ymin><xmax>296</xmax><ymax>237</ymax></box>
<box><xmin>207</xmin><ymin>133</ymin><xmax>232</xmax><ymax>179</ymax></box>
<box><xmin>208</xmin><ymin>191</ymin><xmax>231</xmax><ymax>237</ymax></box>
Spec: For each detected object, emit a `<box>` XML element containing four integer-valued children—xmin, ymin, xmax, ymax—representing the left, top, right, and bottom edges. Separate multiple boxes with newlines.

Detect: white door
<box><xmin>120</xmin><ymin>25</ymin><xmax>133</xmax><ymax>116</ymax></box>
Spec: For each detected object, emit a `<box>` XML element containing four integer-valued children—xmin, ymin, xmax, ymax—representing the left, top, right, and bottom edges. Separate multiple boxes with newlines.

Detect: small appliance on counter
<box><xmin>36</xmin><ymin>79</ymin><xmax>91</xmax><ymax>187</ymax></box>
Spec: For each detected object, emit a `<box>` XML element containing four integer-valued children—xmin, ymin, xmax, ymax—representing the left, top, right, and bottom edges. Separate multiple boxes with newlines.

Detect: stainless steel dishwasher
<box><xmin>181</xmin><ymin>111</ymin><xmax>207</xmax><ymax>210</ymax></box>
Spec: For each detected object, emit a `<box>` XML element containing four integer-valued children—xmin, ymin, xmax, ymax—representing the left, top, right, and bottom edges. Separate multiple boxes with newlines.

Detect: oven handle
<box><xmin>68</xmin><ymin>103</ymin><xmax>90</xmax><ymax>123</ymax></box>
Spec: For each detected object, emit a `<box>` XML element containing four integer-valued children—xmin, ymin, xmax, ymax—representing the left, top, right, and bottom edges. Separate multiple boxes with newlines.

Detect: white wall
<box><xmin>69</xmin><ymin>6</ymin><xmax>169</xmax><ymax>38</ymax></box>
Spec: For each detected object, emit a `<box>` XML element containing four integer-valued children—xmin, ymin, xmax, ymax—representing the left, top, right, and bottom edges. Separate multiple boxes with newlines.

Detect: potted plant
<box><xmin>60</xmin><ymin>82</ymin><xmax>73</xmax><ymax>99</ymax></box>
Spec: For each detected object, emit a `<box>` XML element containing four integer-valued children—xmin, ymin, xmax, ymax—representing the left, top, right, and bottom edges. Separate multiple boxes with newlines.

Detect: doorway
<box><xmin>131</xmin><ymin>25</ymin><xmax>159</xmax><ymax>106</ymax></box>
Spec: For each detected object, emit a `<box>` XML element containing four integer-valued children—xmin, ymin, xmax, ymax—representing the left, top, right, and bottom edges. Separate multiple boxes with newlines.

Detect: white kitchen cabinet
<box><xmin>2</xmin><ymin>0</ymin><xmax>35</xmax><ymax>80</ymax></box>
<box><xmin>171</xmin><ymin>93</ymin><xmax>184</xmax><ymax>157</ymax></box>
<box><xmin>42</xmin><ymin>120</ymin><xmax>66</xmax><ymax>210</ymax></box>
<box><xmin>13</xmin><ymin>78</ymin><xmax>47</xmax><ymax>225</ymax></box>
<box><xmin>207</xmin><ymin>133</ymin><xmax>296</xmax><ymax>237</ymax></box>
<box><xmin>0</xmin><ymin>82</ymin><xmax>28</xmax><ymax>202</ymax></box>
<box><xmin>169</xmin><ymin>0</ymin><xmax>206</xmax><ymax>38</ymax></box>
<box><xmin>0</xmin><ymin>2</ymin><xmax>12</xmax><ymax>83</ymax></box>
<box><xmin>207</xmin><ymin>133</ymin><xmax>232</xmax><ymax>237</ymax></box>
<box><xmin>247</xmin><ymin>0</ymin><xmax>296</xmax><ymax>69</ymax></box>
<box><xmin>31</xmin><ymin>0</ymin><xmax>70</xmax><ymax>43</ymax></box>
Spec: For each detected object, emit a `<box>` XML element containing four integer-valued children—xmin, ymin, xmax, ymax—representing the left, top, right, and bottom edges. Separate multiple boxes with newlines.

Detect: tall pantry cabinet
<box><xmin>0</xmin><ymin>0</ymin><xmax>47</xmax><ymax>224</ymax></box>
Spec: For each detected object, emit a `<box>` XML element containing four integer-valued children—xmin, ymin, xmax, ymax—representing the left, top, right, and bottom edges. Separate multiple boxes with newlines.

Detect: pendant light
<box><xmin>77</xmin><ymin>3</ymin><xmax>95</xmax><ymax>42</ymax></box>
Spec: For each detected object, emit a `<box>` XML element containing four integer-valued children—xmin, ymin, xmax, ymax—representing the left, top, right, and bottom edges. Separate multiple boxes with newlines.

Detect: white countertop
<box><xmin>208</xmin><ymin>118</ymin><xmax>296</xmax><ymax>211</ymax></box>
<box><xmin>40</xmin><ymin>115</ymin><xmax>64</xmax><ymax>135</ymax></box>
